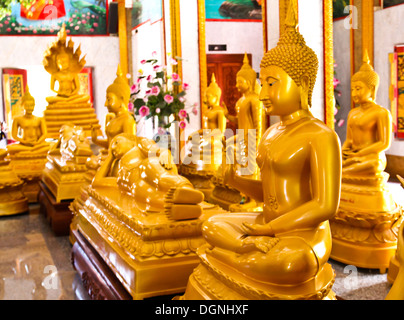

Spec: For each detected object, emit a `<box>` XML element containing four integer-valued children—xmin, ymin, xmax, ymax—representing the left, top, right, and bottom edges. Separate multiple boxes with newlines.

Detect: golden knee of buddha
<box><xmin>7</xmin><ymin>87</ymin><xmax>50</xmax><ymax>157</ymax></box>
<box><xmin>330</xmin><ymin>51</ymin><xmax>403</xmax><ymax>271</ymax></box>
<box><xmin>181</xmin><ymin>2</ymin><xmax>341</xmax><ymax>300</ymax></box>
<box><xmin>180</xmin><ymin>74</ymin><xmax>226</xmax><ymax>197</ymax></box>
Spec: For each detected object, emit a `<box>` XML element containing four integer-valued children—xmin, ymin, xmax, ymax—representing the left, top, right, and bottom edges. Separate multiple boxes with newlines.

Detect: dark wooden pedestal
<box><xmin>71</xmin><ymin>228</ymin><xmax>133</xmax><ymax>300</ymax></box>
<box><xmin>38</xmin><ymin>181</ymin><xmax>73</xmax><ymax>236</ymax></box>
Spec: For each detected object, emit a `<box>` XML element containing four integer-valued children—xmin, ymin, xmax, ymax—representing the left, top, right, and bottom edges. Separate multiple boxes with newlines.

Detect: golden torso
<box><xmin>203</xmin><ymin>106</ymin><xmax>225</xmax><ymax>131</ymax></box>
<box><xmin>14</xmin><ymin>115</ymin><xmax>44</xmax><ymax>144</ymax></box>
<box><xmin>105</xmin><ymin>112</ymin><xmax>136</xmax><ymax>144</ymax></box>
<box><xmin>53</xmin><ymin>71</ymin><xmax>76</xmax><ymax>97</ymax></box>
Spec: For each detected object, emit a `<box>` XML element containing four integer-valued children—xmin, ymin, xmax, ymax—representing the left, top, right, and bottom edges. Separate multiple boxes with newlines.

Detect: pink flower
<box><xmin>128</xmin><ymin>102</ymin><xmax>134</xmax><ymax>111</ymax></box>
<box><xmin>164</xmin><ymin>94</ymin><xmax>174</xmax><ymax>104</ymax></box>
<box><xmin>152</xmin><ymin>51</ymin><xmax>157</xmax><ymax>57</ymax></box>
<box><xmin>178</xmin><ymin>109</ymin><xmax>187</xmax><ymax>119</ymax></box>
<box><xmin>333</xmin><ymin>78</ymin><xmax>340</xmax><ymax>89</ymax></box>
<box><xmin>192</xmin><ymin>106</ymin><xmax>198</xmax><ymax>115</ymax></box>
<box><xmin>153</xmin><ymin>65</ymin><xmax>162</xmax><ymax>71</ymax></box>
<box><xmin>155</xmin><ymin>108</ymin><xmax>161</xmax><ymax>114</ymax></box>
<box><xmin>179</xmin><ymin>96</ymin><xmax>185</xmax><ymax>103</ymax></box>
<box><xmin>93</xmin><ymin>22</ymin><xmax>98</xmax><ymax>27</ymax></box>
<box><xmin>158</xmin><ymin>127</ymin><xmax>165</xmax><ymax>135</ymax></box>
<box><xmin>334</xmin><ymin>107</ymin><xmax>338</xmax><ymax>116</ymax></box>
<box><xmin>82</xmin><ymin>19</ymin><xmax>87</xmax><ymax>24</ymax></box>
<box><xmin>337</xmin><ymin>119</ymin><xmax>345</xmax><ymax>127</ymax></box>
<box><xmin>150</xmin><ymin>86</ymin><xmax>160</xmax><ymax>96</ymax></box>
<box><xmin>170</xmin><ymin>58</ymin><xmax>178</xmax><ymax>65</ymax></box>
<box><xmin>130</xmin><ymin>83</ymin><xmax>138</xmax><ymax>94</ymax></box>
<box><xmin>172</xmin><ymin>73</ymin><xmax>180</xmax><ymax>81</ymax></box>
<box><xmin>146</xmin><ymin>74</ymin><xmax>153</xmax><ymax>81</ymax></box>
<box><xmin>140</xmin><ymin>59</ymin><xmax>147</xmax><ymax>64</ymax></box>
<box><xmin>179</xmin><ymin>121</ymin><xmax>187</xmax><ymax>129</ymax></box>
<box><xmin>139</xmin><ymin>106</ymin><xmax>150</xmax><ymax>117</ymax></box>
<box><xmin>4</xmin><ymin>20</ymin><xmax>9</xmax><ymax>25</ymax></box>
<box><xmin>183</xmin><ymin>83</ymin><xmax>190</xmax><ymax>90</ymax></box>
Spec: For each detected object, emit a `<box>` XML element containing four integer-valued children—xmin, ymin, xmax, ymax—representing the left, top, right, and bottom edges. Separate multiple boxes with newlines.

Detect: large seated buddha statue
<box><xmin>84</xmin><ymin>65</ymin><xmax>136</xmax><ymax>185</ymax></box>
<box><xmin>42</xmin><ymin>24</ymin><xmax>100</xmax><ymax>138</ymax></box>
<box><xmin>209</xmin><ymin>53</ymin><xmax>264</xmax><ymax>211</ymax></box>
<box><xmin>180</xmin><ymin>73</ymin><xmax>226</xmax><ymax>198</ymax></box>
<box><xmin>70</xmin><ymin>132</ymin><xmax>226</xmax><ymax>299</ymax></box>
<box><xmin>329</xmin><ymin>51</ymin><xmax>403</xmax><ymax>272</ymax></box>
<box><xmin>180</xmin><ymin>3</ymin><xmax>341</xmax><ymax>300</ymax></box>
<box><xmin>386</xmin><ymin>221</ymin><xmax>404</xmax><ymax>300</ymax></box>
<box><xmin>7</xmin><ymin>87</ymin><xmax>52</xmax><ymax>202</ymax></box>
<box><xmin>0</xmin><ymin>149</ymin><xmax>29</xmax><ymax>216</ymax></box>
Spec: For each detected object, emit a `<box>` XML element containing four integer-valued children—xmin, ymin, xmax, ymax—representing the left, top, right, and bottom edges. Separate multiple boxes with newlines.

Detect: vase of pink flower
<box><xmin>130</xmin><ymin>57</ymin><xmax>193</xmax><ymax>136</ymax></box>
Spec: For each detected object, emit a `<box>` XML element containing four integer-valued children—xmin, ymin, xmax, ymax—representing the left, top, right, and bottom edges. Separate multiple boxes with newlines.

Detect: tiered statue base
<box><xmin>179</xmin><ymin>245</ymin><xmax>336</xmax><ymax>300</ymax></box>
<box><xmin>44</xmin><ymin>100</ymin><xmax>100</xmax><ymax>139</ymax></box>
<box><xmin>38</xmin><ymin>181</ymin><xmax>73</xmax><ymax>236</ymax></box>
<box><xmin>8</xmin><ymin>154</ymin><xmax>48</xmax><ymax>203</ymax></box>
<box><xmin>69</xmin><ymin>186</ymin><xmax>227</xmax><ymax>300</ymax></box>
<box><xmin>0</xmin><ymin>160</ymin><xmax>29</xmax><ymax>216</ymax></box>
<box><xmin>71</xmin><ymin>228</ymin><xmax>133</xmax><ymax>300</ymax></box>
<box><xmin>330</xmin><ymin>173</ymin><xmax>403</xmax><ymax>272</ymax></box>
<box><xmin>42</xmin><ymin>155</ymin><xmax>88</xmax><ymax>203</ymax></box>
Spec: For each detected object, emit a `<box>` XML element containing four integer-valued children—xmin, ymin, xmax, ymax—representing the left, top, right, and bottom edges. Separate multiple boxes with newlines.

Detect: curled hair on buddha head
<box><xmin>260</xmin><ymin>0</ymin><xmax>318</xmax><ymax>108</ymax></box>
<box><xmin>107</xmin><ymin>65</ymin><xmax>131</xmax><ymax>107</ymax></box>
<box><xmin>237</xmin><ymin>53</ymin><xmax>257</xmax><ymax>91</ymax></box>
<box><xmin>351</xmin><ymin>50</ymin><xmax>380</xmax><ymax>100</ymax></box>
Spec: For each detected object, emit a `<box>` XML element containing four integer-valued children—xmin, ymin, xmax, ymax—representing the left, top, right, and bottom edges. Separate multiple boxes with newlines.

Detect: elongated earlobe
<box><xmin>300</xmin><ymin>75</ymin><xmax>310</xmax><ymax>110</ymax></box>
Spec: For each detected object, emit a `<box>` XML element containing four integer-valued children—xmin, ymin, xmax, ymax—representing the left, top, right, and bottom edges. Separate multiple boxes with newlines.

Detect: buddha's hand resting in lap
<box><xmin>238</xmin><ymin>236</ymin><xmax>280</xmax><ymax>254</ymax></box>
<box><xmin>242</xmin><ymin>222</ymin><xmax>274</xmax><ymax>237</ymax></box>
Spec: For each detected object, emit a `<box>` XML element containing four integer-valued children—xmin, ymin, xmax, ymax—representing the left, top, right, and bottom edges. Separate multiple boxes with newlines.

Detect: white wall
<box><xmin>374</xmin><ymin>5</ymin><xmax>404</xmax><ymax>156</ymax></box>
<box><xmin>0</xmin><ymin>35</ymin><xmax>120</xmax><ymax>131</ymax></box>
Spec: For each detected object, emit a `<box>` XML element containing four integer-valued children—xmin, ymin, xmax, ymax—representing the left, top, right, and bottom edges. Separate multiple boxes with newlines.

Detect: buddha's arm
<box><xmin>251</xmin><ymin>99</ymin><xmax>263</xmax><ymax>142</ymax></box>
<box><xmin>225</xmin><ymin>164</ymin><xmax>264</xmax><ymax>202</ymax></box>
<box><xmin>50</xmin><ymin>76</ymin><xmax>57</xmax><ymax>94</ymax></box>
<box><xmin>91</xmin><ymin>126</ymin><xmax>108</xmax><ymax>149</ymax></box>
<box><xmin>123</xmin><ymin>115</ymin><xmax>137</xmax><ymax>136</ymax></box>
<box><xmin>271</xmin><ymin>133</ymin><xmax>341</xmax><ymax>234</ymax></box>
<box><xmin>11</xmin><ymin>119</ymin><xmax>28</xmax><ymax>144</ymax></box>
<box><xmin>218</xmin><ymin>111</ymin><xmax>227</xmax><ymax>134</ymax></box>
<box><xmin>355</xmin><ymin>110</ymin><xmax>392</xmax><ymax>157</ymax></box>
<box><xmin>71</xmin><ymin>75</ymin><xmax>80</xmax><ymax>96</ymax></box>
<box><xmin>92</xmin><ymin>153</ymin><xmax>115</xmax><ymax>186</ymax></box>
<box><xmin>36</xmin><ymin>119</ymin><xmax>47</xmax><ymax>144</ymax></box>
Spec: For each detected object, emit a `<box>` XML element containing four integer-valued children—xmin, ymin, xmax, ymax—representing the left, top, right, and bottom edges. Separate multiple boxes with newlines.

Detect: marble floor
<box><xmin>0</xmin><ymin>183</ymin><xmax>402</xmax><ymax>300</ymax></box>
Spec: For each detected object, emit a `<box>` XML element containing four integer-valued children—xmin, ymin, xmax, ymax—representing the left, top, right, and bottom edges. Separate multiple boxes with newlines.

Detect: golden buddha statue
<box><xmin>7</xmin><ymin>87</ymin><xmax>52</xmax><ymax>202</ymax></box>
<box><xmin>386</xmin><ymin>222</ymin><xmax>404</xmax><ymax>300</ymax></box>
<box><xmin>43</xmin><ymin>24</ymin><xmax>100</xmax><ymax>138</ymax></box>
<box><xmin>330</xmin><ymin>51</ymin><xmax>403</xmax><ymax>272</ymax></box>
<box><xmin>179</xmin><ymin>73</ymin><xmax>226</xmax><ymax>198</ymax></box>
<box><xmin>0</xmin><ymin>149</ymin><xmax>29</xmax><ymax>216</ymax></box>
<box><xmin>180</xmin><ymin>2</ymin><xmax>341</xmax><ymax>300</ymax></box>
<box><xmin>70</xmin><ymin>132</ymin><xmax>226</xmax><ymax>299</ymax></box>
<box><xmin>91</xmin><ymin>65</ymin><xmax>136</xmax><ymax>150</ymax></box>
<box><xmin>42</xmin><ymin>123</ymin><xmax>93</xmax><ymax>203</ymax></box>
<box><xmin>210</xmin><ymin>53</ymin><xmax>264</xmax><ymax>212</ymax></box>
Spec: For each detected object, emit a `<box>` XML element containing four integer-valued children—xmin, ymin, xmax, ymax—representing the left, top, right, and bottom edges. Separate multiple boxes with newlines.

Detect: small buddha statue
<box><xmin>43</xmin><ymin>24</ymin><xmax>100</xmax><ymax>138</ymax></box>
<box><xmin>330</xmin><ymin>51</ymin><xmax>403</xmax><ymax>272</ymax></box>
<box><xmin>0</xmin><ymin>149</ymin><xmax>29</xmax><ymax>216</ymax></box>
<box><xmin>181</xmin><ymin>2</ymin><xmax>341</xmax><ymax>300</ymax></box>
<box><xmin>179</xmin><ymin>74</ymin><xmax>226</xmax><ymax>198</ymax></box>
<box><xmin>91</xmin><ymin>65</ymin><xmax>136</xmax><ymax>150</ymax></box>
<box><xmin>7</xmin><ymin>86</ymin><xmax>50</xmax><ymax>156</ymax></box>
<box><xmin>211</xmin><ymin>53</ymin><xmax>263</xmax><ymax>211</ymax></box>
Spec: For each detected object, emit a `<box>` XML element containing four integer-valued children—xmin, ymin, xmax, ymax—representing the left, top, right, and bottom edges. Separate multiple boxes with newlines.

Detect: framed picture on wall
<box><xmin>78</xmin><ymin>67</ymin><xmax>94</xmax><ymax>105</ymax></box>
<box><xmin>333</xmin><ymin>0</ymin><xmax>350</xmax><ymax>20</ymax></box>
<box><xmin>131</xmin><ymin>0</ymin><xmax>163</xmax><ymax>30</ymax></box>
<box><xmin>0</xmin><ymin>0</ymin><xmax>108</xmax><ymax>35</ymax></box>
<box><xmin>384</xmin><ymin>0</ymin><xmax>404</xmax><ymax>9</ymax></box>
<box><xmin>1</xmin><ymin>68</ymin><xmax>27</xmax><ymax>136</ymax></box>
<box><xmin>206</xmin><ymin>0</ymin><xmax>262</xmax><ymax>21</ymax></box>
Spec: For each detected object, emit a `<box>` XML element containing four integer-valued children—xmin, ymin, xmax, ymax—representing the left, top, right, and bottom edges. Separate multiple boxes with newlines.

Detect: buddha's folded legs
<box><xmin>203</xmin><ymin>213</ymin><xmax>320</xmax><ymax>285</ymax></box>
<box><xmin>342</xmin><ymin>157</ymin><xmax>386</xmax><ymax>175</ymax></box>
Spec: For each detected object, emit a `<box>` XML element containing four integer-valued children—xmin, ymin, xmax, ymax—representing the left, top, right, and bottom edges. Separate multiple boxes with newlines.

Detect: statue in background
<box><xmin>180</xmin><ymin>1</ymin><xmax>341</xmax><ymax>300</ymax></box>
<box><xmin>179</xmin><ymin>74</ymin><xmax>226</xmax><ymax>198</ymax></box>
<box><xmin>43</xmin><ymin>24</ymin><xmax>100</xmax><ymax>138</ymax></box>
<box><xmin>330</xmin><ymin>51</ymin><xmax>403</xmax><ymax>272</ymax></box>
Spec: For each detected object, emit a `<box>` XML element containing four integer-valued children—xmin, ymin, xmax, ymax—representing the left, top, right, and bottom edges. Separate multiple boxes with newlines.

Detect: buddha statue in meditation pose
<box><xmin>330</xmin><ymin>52</ymin><xmax>403</xmax><ymax>272</ymax></box>
<box><xmin>180</xmin><ymin>2</ymin><xmax>342</xmax><ymax>300</ymax></box>
<box><xmin>7</xmin><ymin>87</ymin><xmax>50</xmax><ymax>156</ymax></box>
<box><xmin>180</xmin><ymin>74</ymin><xmax>226</xmax><ymax>198</ymax></box>
<box><xmin>42</xmin><ymin>24</ymin><xmax>100</xmax><ymax>138</ymax></box>
<box><xmin>91</xmin><ymin>65</ymin><xmax>137</xmax><ymax>150</ymax></box>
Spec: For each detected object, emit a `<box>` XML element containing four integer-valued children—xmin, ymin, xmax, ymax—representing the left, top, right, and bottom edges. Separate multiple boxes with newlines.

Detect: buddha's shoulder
<box><xmin>298</xmin><ymin>117</ymin><xmax>339</xmax><ymax>141</ymax></box>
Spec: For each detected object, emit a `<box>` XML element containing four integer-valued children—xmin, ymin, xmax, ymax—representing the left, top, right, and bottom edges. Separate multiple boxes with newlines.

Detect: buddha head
<box><xmin>351</xmin><ymin>51</ymin><xmax>379</xmax><ymax>105</ymax></box>
<box><xmin>110</xmin><ymin>133</ymin><xmax>137</xmax><ymax>160</ymax></box>
<box><xmin>205</xmin><ymin>73</ymin><xmax>222</xmax><ymax>109</ymax></box>
<box><xmin>236</xmin><ymin>53</ymin><xmax>257</xmax><ymax>94</ymax></box>
<box><xmin>56</xmin><ymin>50</ymin><xmax>70</xmax><ymax>71</ymax></box>
<box><xmin>106</xmin><ymin>65</ymin><xmax>131</xmax><ymax>113</ymax></box>
<box><xmin>21</xmin><ymin>86</ymin><xmax>35</xmax><ymax>115</ymax></box>
<box><xmin>259</xmin><ymin>0</ymin><xmax>318</xmax><ymax>116</ymax></box>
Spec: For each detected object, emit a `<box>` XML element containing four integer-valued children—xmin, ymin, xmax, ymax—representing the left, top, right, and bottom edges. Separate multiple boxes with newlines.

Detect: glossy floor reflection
<box><xmin>0</xmin><ymin>182</ymin><xmax>402</xmax><ymax>300</ymax></box>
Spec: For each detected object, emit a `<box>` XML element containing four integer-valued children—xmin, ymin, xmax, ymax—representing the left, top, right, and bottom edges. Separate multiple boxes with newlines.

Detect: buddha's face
<box><xmin>205</xmin><ymin>92</ymin><xmax>219</xmax><ymax>108</ymax></box>
<box><xmin>105</xmin><ymin>92</ymin><xmax>122</xmax><ymax>113</ymax></box>
<box><xmin>56</xmin><ymin>53</ymin><xmax>70</xmax><ymax>71</ymax></box>
<box><xmin>351</xmin><ymin>81</ymin><xmax>373</xmax><ymax>105</ymax></box>
<box><xmin>111</xmin><ymin>136</ymin><xmax>134</xmax><ymax>159</ymax></box>
<box><xmin>259</xmin><ymin>65</ymin><xmax>301</xmax><ymax>116</ymax></box>
<box><xmin>23</xmin><ymin>99</ymin><xmax>35</xmax><ymax>114</ymax></box>
<box><xmin>236</xmin><ymin>76</ymin><xmax>250</xmax><ymax>94</ymax></box>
